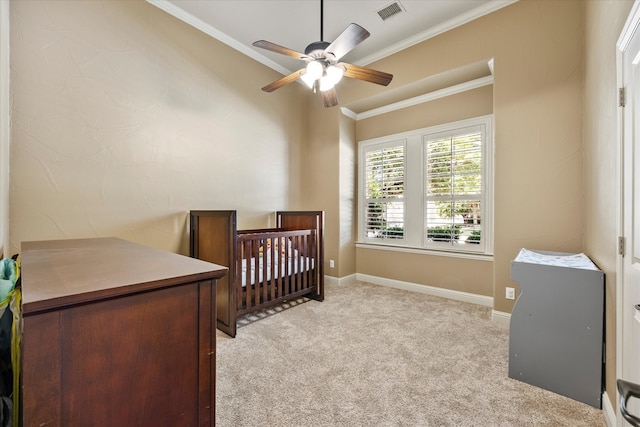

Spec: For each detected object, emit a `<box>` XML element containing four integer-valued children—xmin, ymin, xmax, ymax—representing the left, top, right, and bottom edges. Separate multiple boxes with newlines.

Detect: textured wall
<box><xmin>9</xmin><ymin>0</ymin><xmax>308</xmax><ymax>255</ymax></box>
<box><xmin>583</xmin><ymin>0</ymin><xmax>634</xmax><ymax>410</ymax></box>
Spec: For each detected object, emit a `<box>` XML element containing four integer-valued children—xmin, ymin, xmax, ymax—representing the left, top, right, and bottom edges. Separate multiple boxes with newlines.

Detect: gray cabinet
<box><xmin>509</xmin><ymin>249</ymin><xmax>604</xmax><ymax>408</ymax></box>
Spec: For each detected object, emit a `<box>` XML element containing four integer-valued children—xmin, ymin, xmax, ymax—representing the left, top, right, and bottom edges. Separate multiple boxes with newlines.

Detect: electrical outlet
<box><xmin>506</xmin><ymin>287</ymin><xmax>515</xmax><ymax>300</ymax></box>
<box><xmin>329</xmin><ymin>259</ymin><xmax>335</xmax><ymax>268</ymax></box>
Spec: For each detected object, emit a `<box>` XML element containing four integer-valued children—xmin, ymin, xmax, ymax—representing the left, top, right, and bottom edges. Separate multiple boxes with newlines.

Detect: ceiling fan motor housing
<box><xmin>305</xmin><ymin>41</ymin><xmax>331</xmax><ymax>58</ymax></box>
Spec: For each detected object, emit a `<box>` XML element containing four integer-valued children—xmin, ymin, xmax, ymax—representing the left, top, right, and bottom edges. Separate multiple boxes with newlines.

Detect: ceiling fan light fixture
<box><xmin>300</xmin><ymin>71</ymin><xmax>316</xmax><ymax>89</ymax></box>
<box><xmin>319</xmin><ymin>74</ymin><xmax>335</xmax><ymax>92</ymax></box>
<box><xmin>305</xmin><ymin>61</ymin><xmax>323</xmax><ymax>81</ymax></box>
<box><xmin>326</xmin><ymin>65</ymin><xmax>344</xmax><ymax>85</ymax></box>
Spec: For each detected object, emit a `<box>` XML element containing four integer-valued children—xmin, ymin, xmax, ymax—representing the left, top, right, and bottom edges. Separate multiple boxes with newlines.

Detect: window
<box><xmin>363</xmin><ymin>141</ymin><xmax>405</xmax><ymax>242</ymax></box>
<box><xmin>358</xmin><ymin>116</ymin><xmax>493</xmax><ymax>256</ymax></box>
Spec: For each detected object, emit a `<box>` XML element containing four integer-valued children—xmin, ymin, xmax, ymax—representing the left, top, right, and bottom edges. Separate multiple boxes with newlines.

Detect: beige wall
<box><xmin>338</xmin><ymin>113</ymin><xmax>357</xmax><ymax>277</ymax></box>
<box><xmin>583</xmin><ymin>0</ymin><xmax>634</xmax><ymax>410</ymax></box>
<box><xmin>9</xmin><ymin>0</ymin><xmax>309</xmax><ymax>255</ymax></box>
<box><xmin>304</xmin><ymin>100</ymin><xmax>341</xmax><ymax>274</ymax></box>
<box><xmin>341</xmin><ymin>1</ymin><xmax>585</xmax><ymax>313</ymax></box>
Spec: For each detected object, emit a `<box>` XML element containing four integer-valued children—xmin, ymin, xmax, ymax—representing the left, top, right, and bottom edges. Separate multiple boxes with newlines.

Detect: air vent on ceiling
<box><xmin>377</xmin><ymin>1</ymin><xmax>405</xmax><ymax>21</ymax></box>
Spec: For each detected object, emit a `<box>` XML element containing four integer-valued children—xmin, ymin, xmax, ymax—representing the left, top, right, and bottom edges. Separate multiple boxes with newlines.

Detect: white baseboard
<box><xmin>324</xmin><ymin>275</ymin><xmax>339</xmax><ymax>286</ymax></box>
<box><xmin>324</xmin><ymin>274</ymin><xmax>356</xmax><ymax>286</ymax></box>
<box><xmin>492</xmin><ymin>310</ymin><xmax>511</xmax><ymax>324</ymax></box>
<box><xmin>603</xmin><ymin>390</ymin><xmax>616</xmax><ymax>427</ymax></box>
<box><xmin>355</xmin><ymin>273</ymin><xmax>493</xmax><ymax>307</ymax></box>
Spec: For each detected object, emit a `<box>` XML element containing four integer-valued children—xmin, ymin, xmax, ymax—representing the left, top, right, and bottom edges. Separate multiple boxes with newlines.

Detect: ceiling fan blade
<box><xmin>321</xmin><ymin>88</ymin><xmax>339</xmax><ymax>108</ymax></box>
<box><xmin>253</xmin><ymin>40</ymin><xmax>311</xmax><ymax>61</ymax></box>
<box><xmin>340</xmin><ymin>63</ymin><xmax>393</xmax><ymax>86</ymax></box>
<box><xmin>324</xmin><ymin>23</ymin><xmax>370</xmax><ymax>61</ymax></box>
<box><xmin>261</xmin><ymin>69</ymin><xmax>305</xmax><ymax>92</ymax></box>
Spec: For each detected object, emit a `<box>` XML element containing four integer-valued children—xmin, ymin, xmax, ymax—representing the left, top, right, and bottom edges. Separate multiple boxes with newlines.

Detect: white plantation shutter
<box><xmin>425</xmin><ymin>127</ymin><xmax>484</xmax><ymax>250</ymax></box>
<box><xmin>364</xmin><ymin>142</ymin><xmax>405</xmax><ymax>241</ymax></box>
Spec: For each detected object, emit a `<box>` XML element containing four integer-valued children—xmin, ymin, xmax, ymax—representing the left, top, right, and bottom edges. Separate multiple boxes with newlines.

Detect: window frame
<box><xmin>358</xmin><ymin>115</ymin><xmax>493</xmax><ymax>256</ymax></box>
<box><xmin>360</xmin><ymin>139</ymin><xmax>407</xmax><ymax>245</ymax></box>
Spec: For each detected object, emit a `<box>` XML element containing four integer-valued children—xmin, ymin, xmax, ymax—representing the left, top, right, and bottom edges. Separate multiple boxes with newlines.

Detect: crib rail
<box><xmin>236</xmin><ymin>228</ymin><xmax>317</xmax><ymax>315</ymax></box>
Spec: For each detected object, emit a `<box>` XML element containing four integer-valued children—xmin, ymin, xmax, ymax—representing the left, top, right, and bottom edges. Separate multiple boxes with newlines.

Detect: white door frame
<box><xmin>617</xmin><ymin>2</ymin><xmax>640</xmax><ymax>425</ymax></box>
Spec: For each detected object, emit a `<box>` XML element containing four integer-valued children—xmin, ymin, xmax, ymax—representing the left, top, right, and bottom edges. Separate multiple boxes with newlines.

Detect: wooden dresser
<box><xmin>20</xmin><ymin>237</ymin><xmax>227</xmax><ymax>427</ymax></box>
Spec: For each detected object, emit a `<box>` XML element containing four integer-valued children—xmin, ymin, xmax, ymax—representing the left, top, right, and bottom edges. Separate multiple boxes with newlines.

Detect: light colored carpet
<box><xmin>216</xmin><ymin>281</ymin><xmax>605</xmax><ymax>426</ymax></box>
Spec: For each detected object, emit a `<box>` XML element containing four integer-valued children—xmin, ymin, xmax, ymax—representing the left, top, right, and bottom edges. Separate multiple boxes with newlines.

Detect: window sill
<box><xmin>355</xmin><ymin>242</ymin><xmax>494</xmax><ymax>261</ymax></box>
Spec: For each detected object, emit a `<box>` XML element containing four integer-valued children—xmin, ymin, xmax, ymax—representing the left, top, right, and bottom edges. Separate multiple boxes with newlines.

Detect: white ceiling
<box><xmin>148</xmin><ymin>0</ymin><xmax>517</xmax><ymax>76</ymax></box>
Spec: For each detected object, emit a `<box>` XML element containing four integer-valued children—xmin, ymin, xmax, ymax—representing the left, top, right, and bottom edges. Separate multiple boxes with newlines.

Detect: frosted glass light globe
<box><xmin>326</xmin><ymin>65</ymin><xmax>344</xmax><ymax>85</ymax></box>
<box><xmin>319</xmin><ymin>75</ymin><xmax>335</xmax><ymax>92</ymax></box>
<box><xmin>305</xmin><ymin>61</ymin><xmax>323</xmax><ymax>81</ymax></box>
<box><xmin>300</xmin><ymin>71</ymin><xmax>316</xmax><ymax>88</ymax></box>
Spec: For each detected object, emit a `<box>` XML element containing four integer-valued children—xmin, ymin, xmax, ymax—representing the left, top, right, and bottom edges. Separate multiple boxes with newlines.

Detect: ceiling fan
<box><xmin>252</xmin><ymin>0</ymin><xmax>393</xmax><ymax>108</ymax></box>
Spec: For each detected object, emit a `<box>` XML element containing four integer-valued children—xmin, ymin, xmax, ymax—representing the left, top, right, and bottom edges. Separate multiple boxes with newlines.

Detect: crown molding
<box><xmin>149</xmin><ymin>0</ymin><xmax>518</xmax><ymax>74</ymax></box>
<box><xmin>355</xmin><ymin>0</ymin><xmax>518</xmax><ymax>66</ymax></box>
<box><xmin>355</xmin><ymin>75</ymin><xmax>493</xmax><ymax>120</ymax></box>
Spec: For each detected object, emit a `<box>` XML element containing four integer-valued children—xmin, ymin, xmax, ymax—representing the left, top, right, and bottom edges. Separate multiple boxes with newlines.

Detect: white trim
<box><xmin>618</xmin><ymin>1</ymin><xmax>640</xmax><ymax>51</ymax></box>
<box><xmin>355</xmin><ymin>0</ymin><xmax>518</xmax><ymax>66</ymax></box>
<box><xmin>491</xmin><ymin>310</ymin><xmax>511</xmax><ymax>324</ymax></box>
<box><xmin>0</xmin><ymin>0</ymin><xmax>9</xmax><ymax>257</ymax></box>
<box><xmin>340</xmin><ymin>107</ymin><xmax>357</xmax><ymax>120</ymax></box>
<box><xmin>356</xmin><ymin>75</ymin><xmax>494</xmax><ymax>120</ymax></box>
<box><xmin>616</xmin><ymin>3</ymin><xmax>640</xmax><ymax>426</ymax></box>
<box><xmin>146</xmin><ymin>0</ymin><xmax>291</xmax><ymax>76</ymax></box>
<box><xmin>616</xmin><ymin>45</ymin><xmax>625</xmax><ymax>427</ymax></box>
<box><xmin>356</xmin><ymin>242</ymin><xmax>493</xmax><ymax>262</ymax></box>
<box><xmin>356</xmin><ymin>273</ymin><xmax>493</xmax><ymax>307</ymax></box>
<box><xmin>603</xmin><ymin>390</ymin><xmax>617</xmax><ymax>427</ymax></box>
<box><xmin>324</xmin><ymin>274</ymin><xmax>357</xmax><ymax>286</ymax></box>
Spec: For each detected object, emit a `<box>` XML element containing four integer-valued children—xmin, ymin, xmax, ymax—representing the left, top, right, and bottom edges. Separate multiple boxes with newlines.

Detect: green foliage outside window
<box><xmin>426</xmin><ymin>225</ymin><xmax>462</xmax><ymax>242</ymax></box>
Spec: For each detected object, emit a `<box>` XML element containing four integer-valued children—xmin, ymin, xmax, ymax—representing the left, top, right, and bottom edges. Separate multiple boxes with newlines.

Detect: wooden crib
<box><xmin>190</xmin><ymin>210</ymin><xmax>324</xmax><ymax>337</ymax></box>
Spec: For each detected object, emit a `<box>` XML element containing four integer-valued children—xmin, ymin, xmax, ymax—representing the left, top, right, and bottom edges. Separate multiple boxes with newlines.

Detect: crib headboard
<box><xmin>190</xmin><ymin>210</ymin><xmax>237</xmax><ymax>336</ymax></box>
<box><xmin>276</xmin><ymin>211</ymin><xmax>324</xmax><ymax>301</ymax></box>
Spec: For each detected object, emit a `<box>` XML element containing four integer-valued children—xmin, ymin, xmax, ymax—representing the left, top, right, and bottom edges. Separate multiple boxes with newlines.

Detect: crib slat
<box><xmin>275</xmin><ymin>238</ymin><xmax>281</xmax><ymax>299</ymax></box>
<box><xmin>261</xmin><ymin>238</ymin><xmax>268</xmax><ymax>304</ymax></box>
<box><xmin>283</xmin><ymin>237</ymin><xmax>290</xmax><ymax>297</ymax></box>
<box><xmin>302</xmin><ymin>234</ymin><xmax>308</xmax><ymax>291</ymax></box>
<box><xmin>269</xmin><ymin>236</ymin><xmax>280</xmax><ymax>300</ymax></box>
<box><xmin>296</xmin><ymin>235</ymin><xmax>303</xmax><ymax>292</ymax></box>
<box><xmin>310</xmin><ymin>230</ymin><xmax>317</xmax><ymax>288</ymax></box>
<box><xmin>245</xmin><ymin>240</ymin><xmax>253</xmax><ymax>310</ymax></box>
<box><xmin>253</xmin><ymin>239</ymin><xmax>259</xmax><ymax>307</ymax></box>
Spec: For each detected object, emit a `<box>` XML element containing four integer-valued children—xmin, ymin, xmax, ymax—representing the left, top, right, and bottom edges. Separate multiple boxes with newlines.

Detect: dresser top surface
<box><xmin>21</xmin><ymin>237</ymin><xmax>227</xmax><ymax>314</ymax></box>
